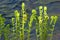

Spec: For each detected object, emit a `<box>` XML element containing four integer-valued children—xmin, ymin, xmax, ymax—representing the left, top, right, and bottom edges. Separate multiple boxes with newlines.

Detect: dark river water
<box><xmin>0</xmin><ymin>0</ymin><xmax>60</xmax><ymax>40</ymax></box>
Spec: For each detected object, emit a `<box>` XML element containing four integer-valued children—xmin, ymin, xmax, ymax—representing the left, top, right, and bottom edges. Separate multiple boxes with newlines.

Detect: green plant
<box><xmin>28</xmin><ymin>9</ymin><xmax>36</xmax><ymax>40</ymax></box>
<box><xmin>49</xmin><ymin>16</ymin><xmax>58</xmax><ymax>40</ymax></box>
<box><xmin>11</xmin><ymin>18</ymin><xmax>15</xmax><ymax>33</ymax></box>
<box><xmin>4</xmin><ymin>24</ymin><xmax>10</xmax><ymax>40</ymax></box>
<box><xmin>38</xmin><ymin>6</ymin><xmax>43</xmax><ymax>40</ymax></box>
<box><xmin>38</xmin><ymin>6</ymin><xmax>58</xmax><ymax>40</ymax></box>
<box><xmin>42</xmin><ymin>6</ymin><xmax>49</xmax><ymax>40</ymax></box>
<box><xmin>14</xmin><ymin>10</ymin><xmax>20</xmax><ymax>31</ymax></box>
<box><xmin>14</xmin><ymin>10</ymin><xmax>21</xmax><ymax>40</ymax></box>
<box><xmin>0</xmin><ymin>2</ymin><xmax>58</xmax><ymax>40</ymax></box>
<box><xmin>0</xmin><ymin>14</ymin><xmax>5</xmax><ymax>39</ymax></box>
<box><xmin>20</xmin><ymin>2</ymin><xmax>27</xmax><ymax>40</ymax></box>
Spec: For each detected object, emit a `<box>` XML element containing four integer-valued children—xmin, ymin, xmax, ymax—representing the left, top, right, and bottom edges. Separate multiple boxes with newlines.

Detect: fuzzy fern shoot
<box><xmin>0</xmin><ymin>2</ymin><xmax>58</xmax><ymax>40</ymax></box>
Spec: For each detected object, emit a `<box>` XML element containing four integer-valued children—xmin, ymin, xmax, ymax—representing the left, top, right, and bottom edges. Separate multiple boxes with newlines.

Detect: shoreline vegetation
<box><xmin>0</xmin><ymin>2</ymin><xmax>58</xmax><ymax>40</ymax></box>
